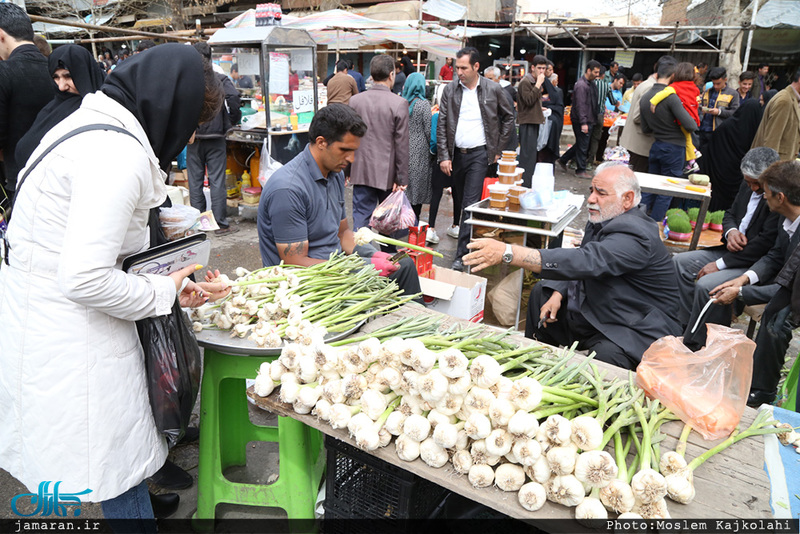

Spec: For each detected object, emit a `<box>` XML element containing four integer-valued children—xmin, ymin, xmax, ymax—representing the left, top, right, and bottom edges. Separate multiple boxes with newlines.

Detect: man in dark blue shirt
<box><xmin>258</xmin><ymin>104</ymin><xmax>422</xmax><ymax>296</ymax></box>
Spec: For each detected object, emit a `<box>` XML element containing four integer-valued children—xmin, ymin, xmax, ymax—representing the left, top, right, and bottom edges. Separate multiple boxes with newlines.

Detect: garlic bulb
<box><xmin>355</xmin><ymin>426</ymin><xmax>380</xmax><ymax>451</ymax></box>
<box><xmin>395</xmin><ymin>433</ymin><xmax>421</xmax><ymax>462</ymax></box>
<box><xmin>292</xmin><ymin>399</ymin><xmax>313</xmax><ymax>415</ymax></box>
<box><xmin>518</xmin><ymin>482</ymin><xmax>547</xmax><ymax>511</ymax></box>
<box><xmin>490</xmin><ymin>376</ymin><xmax>514</xmax><ymax>400</ymax></box>
<box><xmin>253</xmin><ymin>373</ymin><xmax>275</xmax><ymax>397</ymax></box>
<box><xmin>418</xmin><ymin>369</ymin><xmax>449</xmax><ymax>403</ymax></box>
<box><xmin>434</xmin><ymin>392</ymin><xmax>464</xmax><ymax>416</ymax></box>
<box><xmin>665</xmin><ymin>468</ymin><xmax>695</xmax><ymax>504</ymax></box>
<box><xmin>512</xmin><ymin>438</ymin><xmax>542</xmax><ymax>467</ymax></box>
<box><xmin>452</xmin><ymin>449</ymin><xmax>474</xmax><ymax>474</ymax></box>
<box><xmin>448</xmin><ymin>374</ymin><xmax>472</xmax><ymax>396</ymax></box>
<box><xmin>630</xmin><ymin>468</ymin><xmax>667</xmax><ymax>504</ymax></box>
<box><xmin>469</xmin><ymin>355</ymin><xmax>502</xmax><ymax>388</ymax></box>
<box><xmin>570</xmin><ymin>416</ymin><xmax>603</xmax><ymax>451</ymax></box>
<box><xmin>278</xmin><ymin>344</ymin><xmax>301</xmax><ymax>370</ymax></box>
<box><xmin>550</xmin><ymin>475</ymin><xmax>585</xmax><ymax>507</ymax></box>
<box><xmin>359</xmin><ymin>389</ymin><xmax>389</xmax><ymax>420</ymax></box>
<box><xmin>403</xmin><ymin>414</ymin><xmax>431</xmax><ymax>442</ymax></box>
<box><xmin>419</xmin><ymin>437</ymin><xmax>449</xmax><ymax>468</ymax></box>
<box><xmin>322</xmin><ymin>379</ymin><xmax>346</xmax><ymax>405</ymax></box>
<box><xmin>454</xmin><ymin>429</ymin><xmax>469</xmax><ymax>451</ymax></box>
<box><xmin>538</xmin><ymin>414</ymin><xmax>572</xmax><ymax>447</ymax></box>
<box><xmin>279</xmin><ymin>381</ymin><xmax>301</xmax><ymax>404</ymax></box>
<box><xmin>575</xmin><ymin>497</ymin><xmax>608</xmax><ymax>522</ymax></box>
<box><xmin>269</xmin><ymin>360</ymin><xmax>288</xmax><ymax>382</ymax></box>
<box><xmin>347</xmin><ymin>412</ymin><xmax>373</xmax><ymax>438</ymax></box>
<box><xmin>433</xmin><ymin>422</ymin><xmax>460</xmax><ymax>449</ymax></box>
<box><xmin>508</xmin><ymin>410</ymin><xmax>539</xmax><ymax>439</ymax></box>
<box><xmin>632</xmin><ymin>497</ymin><xmax>670</xmax><ymax>519</ymax></box>
<box><xmin>599</xmin><ymin>479</ymin><xmax>635</xmax><ymax>513</ymax></box>
<box><xmin>464</xmin><ymin>387</ymin><xmax>496</xmax><ymax>415</ymax></box>
<box><xmin>509</xmin><ymin>377</ymin><xmax>543</xmax><ymax>411</ymax></box>
<box><xmin>546</xmin><ymin>445</ymin><xmax>578</xmax><ymax>476</ymax></box>
<box><xmin>488</xmin><ymin>398</ymin><xmax>516</xmax><ymax>428</ymax></box>
<box><xmin>384</xmin><ymin>410</ymin><xmax>407</xmax><ymax>436</ymax></box>
<box><xmin>374</xmin><ymin>367</ymin><xmax>402</xmax><ymax>392</ymax></box>
<box><xmin>494</xmin><ymin>463</ymin><xmax>526</xmax><ymax>492</ymax></box>
<box><xmin>427</xmin><ymin>409</ymin><xmax>454</xmax><ymax>429</ymax></box>
<box><xmin>659</xmin><ymin>451</ymin><xmax>688</xmax><ymax>476</ymax></box>
<box><xmin>574</xmin><ymin>450</ymin><xmax>618</xmax><ymax>489</ymax></box>
<box><xmin>378</xmin><ymin>428</ymin><xmax>392</xmax><ymax>448</ymax></box>
<box><xmin>485</xmin><ymin>428</ymin><xmax>513</xmax><ymax>457</ymax></box>
<box><xmin>468</xmin><ymin>463</ymin><xmax>495</xmax><ymax>488</ymax></box>
<box><xmin>411</xmin><ymin>347</ymin><xmax>437</xmax><ymax>375</ymax></box>
<box><xmin>465</xmin><ymin>412</ymin><xmax>492</xmax><ymax>440</ymax></box>
<box><xmin>341</xmin><ymin>373</ymin><xmax>368</xmax><ymax>400</ymax></box>
<box><xmin>357</xmin><ymin>337</ymin><xmax>381</xmax><ymax>364</ymax></box>
<box><xmin>312</xmin><ymin>398</ymin><xmax>331</xmax><ymax>421</ymax></box>
<box><xmin>295</xmin><ymin>385</ymin><xmax>320</xmax><ymax>410</ymax></box>
<box><xmin>438</xmin><ymin>348</ymin><xmax>469</xmax><ymax>378</ymax></box>
<box><xmin>329</xmin><ymin>403</ymin><xmax>355</xmax><ymax>430</ymax></box>
<box><xmin>341</xmin><ymin>348</ymin><xmax>368</xmax><ymax>374</ymax></box>
<box><xmin>527</xmin><ymin>454</ymin><xmax>553</xmax><ymax>484</ymax></box>
<box><xmin>470</xmin><ymin>439</ymin><xmax>501</xmax><ymax>466</ymax></box>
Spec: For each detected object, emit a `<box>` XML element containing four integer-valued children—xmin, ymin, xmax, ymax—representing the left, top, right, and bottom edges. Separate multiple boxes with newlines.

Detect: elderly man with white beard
<box><xmin>464</xmin><ymin>163</ymin><xmax>682</xmax><ymax>370</ymax></box>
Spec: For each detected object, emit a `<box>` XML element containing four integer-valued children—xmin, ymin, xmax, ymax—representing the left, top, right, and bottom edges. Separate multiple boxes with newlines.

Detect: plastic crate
<box><xmin>323</xmin><ymin>435</ymin><xmax>448</xmax><ymax>522</ymax></box>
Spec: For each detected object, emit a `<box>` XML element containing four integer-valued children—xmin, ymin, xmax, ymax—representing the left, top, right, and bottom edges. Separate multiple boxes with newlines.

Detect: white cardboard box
<box><xmin>419</xmin><ymin>266</ymin><xmax>487</xmax><ymax>322</ymax></box>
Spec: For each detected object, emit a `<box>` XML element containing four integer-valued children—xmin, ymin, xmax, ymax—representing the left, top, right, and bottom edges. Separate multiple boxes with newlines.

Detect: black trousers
<box><xmin>524</xmin><ymin>283</ymin><xmax>639</xmax><ymax>370</ymax></box>
<box><xmin>452</xmin><ymin>148</ymin><xmax>489</xmax><ymax>260</ymax></box>
<box><xmin>518</xmin><ymin>124</ymin><xmax>539</xmax><ymax>188</ymax></box>
<box><xmin>628</xmin><ymin>151</ymin><xmax>650</xmax><ymax>173</ymax></box>
<box><xmin>559</xmin><ymin>123</ymin><xmax>591</xmax><ymax>173</ymax></box>
<box><xmin>750</xmin><ymin>288</ymin><xmax>795</xmax><ymax>394</ymax></box>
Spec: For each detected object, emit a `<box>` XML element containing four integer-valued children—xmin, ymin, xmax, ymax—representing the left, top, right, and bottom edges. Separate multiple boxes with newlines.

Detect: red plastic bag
<box><xmin>636</xmin><ymin>324</ymin><xmax>755</xmax><ymax>440</ymax></box>
<box><xmin>369</xmin><ymin>190</ymin><xmax>416</xmax><ymax>235</ymax></box>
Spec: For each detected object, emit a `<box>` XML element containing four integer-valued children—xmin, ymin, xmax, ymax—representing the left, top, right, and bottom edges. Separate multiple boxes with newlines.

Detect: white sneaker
<box><xmin>447</xmin><ymin>225</ymin><xmax>460</xmax><ymax>238</ymax></box>
<box><xmin>426</xmin><ymin>228</ymin><xmax>440</xmax><ymax>244</ymax></box>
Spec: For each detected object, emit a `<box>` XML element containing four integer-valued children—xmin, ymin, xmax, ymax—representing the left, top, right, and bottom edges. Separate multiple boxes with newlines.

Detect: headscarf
<box><xmin>102</xmin><ymin>43</ymin><xmax>205</xmax><ymax>172</ymax></box>
<box><xmin>702</xmin><ymin>99</ymin><xmax>764</xmax><ymax>211</ymax></box>
<box><xmin>762</xmin><ymin>89</ymin><xmax>777</xmax><ymax>106</ymax></box>
<box><xmin>400</xmin><ymin>56</ymin><xmax>414</xmax><ymax>77</ymax></box>
<box><xmin>402</xmin><ymin>72</ymin><xmax>426</xmax><ymax>116</ymax></box>
<box><xmin>15</xmin><ymin>45</ymin><xmax>105</xmax><ymax>171</ymax></box>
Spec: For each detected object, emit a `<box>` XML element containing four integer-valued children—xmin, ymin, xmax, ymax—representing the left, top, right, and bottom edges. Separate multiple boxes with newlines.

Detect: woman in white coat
<box><xmin>0</xmin><ymin>44</ymin><xmax>224</xmax><ymax>529</ymax></box>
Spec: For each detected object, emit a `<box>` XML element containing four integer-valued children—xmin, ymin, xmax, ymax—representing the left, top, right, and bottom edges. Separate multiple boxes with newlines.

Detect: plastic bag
<box><xmin>487</xmin><ymin>270</ymin><xmax>523</xmax><ymax>326</ymax></box>
<box><xmin>536</xmin><ymin>118</ymin><xmax>553</xmax><ymax>152</ymax></box>
<box><xmin>636</xmin><ymin>324</ymin><xmax>755</xmax><ymax>440</ymax></box>
<box><xmin>369</xmin><ymin>190</ymin><xmax>416</xmax><ymax>235</ymax></box>
<box><xmin>137</xmin><ymin>300</ymin><xmax>202</xmax><ymax>448</ymax></box>
<box><xmin>258</xmin><ymin>138</ymin><xmax>283</xmax><ymax>187</ymax></box>
<box><xmin>159</xmin><ymin>204</ymin><xmax>201</xmax><ymax>241</ymax></box>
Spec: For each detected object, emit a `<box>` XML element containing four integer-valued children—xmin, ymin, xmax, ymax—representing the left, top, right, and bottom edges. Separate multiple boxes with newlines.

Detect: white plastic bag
<box><xmin>537</xmin><ymin>118</ymin><xmax>553</xmax><ymax>152</ymax></box>
<box><xmin>159</xmin><ymin>204</ymin><xmax>201</xmax><ymax>241</ymax></box>
<box><xmin>258</xmin><ymin>138</ymin><xmax>283</xmax><ymax>187</ymax></box>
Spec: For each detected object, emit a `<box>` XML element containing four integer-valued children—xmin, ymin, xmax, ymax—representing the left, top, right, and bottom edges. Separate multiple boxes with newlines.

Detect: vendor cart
<box><xmin>209</xmin><ymin>26</ymin><xmax>318</xmax><ymax>166</ymax></box>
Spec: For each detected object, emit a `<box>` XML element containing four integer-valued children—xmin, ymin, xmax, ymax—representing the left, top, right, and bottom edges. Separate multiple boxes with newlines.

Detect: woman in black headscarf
<box><xmin>1</xmin><ymin>44</ymin><xmax>225</xmax><ymax>532</ymax></box>
<box><xmin>15</xmin><ymin>44</ymin><xmax>105</xmax><ymax>172</ymax></box>
<box><xmin>702</xmin><ymin>99</ymin><xmax>764</xmax><ymax>211</ymax></box>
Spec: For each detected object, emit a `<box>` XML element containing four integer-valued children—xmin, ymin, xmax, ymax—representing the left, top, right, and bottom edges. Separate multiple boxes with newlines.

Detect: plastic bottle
<box><xmin>241</xmin><ymin>170</ymin><xmax>251</xmax><ymax>189</ymax></box>
<box><xmin>274</xmin><ymin>3</ymin><xmax>282</xmax><ymax>25</ymax></box>
<box><xmin>290</xmin><ymin>110</ymin><xmax>298</xmax><ymax>130</ymax></box>
<box><xmin>266</xmin><ymin>4</ymin><xmax>274</xmax><ymax>26</ymax></box>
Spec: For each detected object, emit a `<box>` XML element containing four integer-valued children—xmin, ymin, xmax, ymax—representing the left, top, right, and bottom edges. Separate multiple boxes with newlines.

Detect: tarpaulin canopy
<box><xmin>33</xmin><ymin>12</ymin><xmax>115</xmax><ymax>35</ymax></box>
<box><xmin>224</xmin><ymin>8</ymin><xmax>462</xmax><ymax>56</ymax></box>
<box><xmin>422</xmin><ymin>0</ymin><xmax>468</xmax><ymax>22</ymax></box>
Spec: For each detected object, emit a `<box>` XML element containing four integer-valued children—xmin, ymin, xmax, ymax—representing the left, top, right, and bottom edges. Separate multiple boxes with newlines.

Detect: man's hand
<box><xmin>440</xmin><ymin>160</ymin><xmax>452</xmax><ymax>176</ymax></box>
<box><xmin>539</xmin><ymin>292</ymin><xmax>563</xmax><ymax>328</ymax></box>
<box><xmin>581</xmin><ymin>124</ymin><xmax>589</xmax><ymax>134</ymax></box>
<box><xmin>392</xmin><ymin>183</ymin><xmax>408</xmax><ymax>192</ymax></box>
<box><xmin>536</xmin><ymin>73</ymin><xmax>545</xmax><ymax>87</ymax></box>
<box><xmin>650</xmin><ymin>103</ymin><xmax>657</xmax><ymax>113</ymax></box>
<box><xmin>370</xmin><ymin>251</ymin><xmax>399</xmax><ymax>277</ymax></box>
<box><xmin>493</xmin><ymin>154</ymin><xmax>501</xmax><ymax>163</ymax></box>
<box><xmin>696</xmin><ymin>262</ymin><xmax>720</xmax><ymax>280</ymax></box>
<box><xmin>709</xmin><ymin>275</ymin><xmax>748</xmax><ymax>306</ymax></box>
<box><xmin>463</xmin><ymin>238</ymin><xmax>505</xmax><ymax>272</ymax></box>
<box><xmin>726</xmin><ymin>229</ymin><xmax>747</xmax><ymax>252</ymax></box>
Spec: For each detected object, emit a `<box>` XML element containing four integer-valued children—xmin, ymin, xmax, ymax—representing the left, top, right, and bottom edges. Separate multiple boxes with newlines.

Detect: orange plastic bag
<box><xmin>636</xmin><ymin>324</ymin><xmax>755</xmax><ymax>440</ymax></box>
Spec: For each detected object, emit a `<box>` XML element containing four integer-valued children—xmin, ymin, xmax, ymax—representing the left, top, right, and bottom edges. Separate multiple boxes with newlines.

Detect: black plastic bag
<box><xmin>137</xmin><ymin>299</ymin><xmax>201</xmax><ymax>448</ymax></box>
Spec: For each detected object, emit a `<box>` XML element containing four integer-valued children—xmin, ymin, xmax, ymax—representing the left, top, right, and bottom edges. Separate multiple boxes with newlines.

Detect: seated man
<box><xmin>674</xmin><ymin>147</ymin><xmax>781</xmax><ymax>349</ymax></box>
<box><xmin>257</xmin><ymin>103</ymin><xmax>421</xmax><ymax>298</ymax></box>
<box><xmin>464</xmin><ymin>163</ymin><xmax>681</xmax><ymax>370</ymax></box>
<box><xmin>707</xmin><ymin>160</ymin><xmax>800</xmax><ymax>407</ymax></box>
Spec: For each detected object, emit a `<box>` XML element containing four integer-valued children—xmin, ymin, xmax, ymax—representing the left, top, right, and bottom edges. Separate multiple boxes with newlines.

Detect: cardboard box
<box><xmin>419</xmin><ymin>265</ymin><xmax>487</xmax><ymax>322</ymax></box>
<box><xmin>405</xmin><ymin>250</ymin><xmax>432</xmax><ymax>277</ymax></box>
<box><xmin>408</xmin><ymin>223</ymin><xmax>429</xmax><ymax>247</ymax></box>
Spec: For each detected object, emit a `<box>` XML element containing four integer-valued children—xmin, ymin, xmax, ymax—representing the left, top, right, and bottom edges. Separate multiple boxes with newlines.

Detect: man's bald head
<box><xmin>587</xmin><ymin>163</ymin><xmax>640</xmax><ymax>223</ymax></box>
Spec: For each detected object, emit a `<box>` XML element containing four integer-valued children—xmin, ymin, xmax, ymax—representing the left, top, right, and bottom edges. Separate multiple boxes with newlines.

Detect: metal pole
<box><xmin>89</xmin><ymin>4</ymin><xmax>97</xmax><ymax>60</ymax></box>
<box><xmin>463</xmin><ymin>0</ymin><xmax>469</xmax><ymax>46</ymax></box>
<box><xmin>29</xmin><ymin>14</ymin><xmax>197</xmax><ymax>41</ymax></box>
<box><xmin>743</xmin><ymin>0</ymin><xmax>760</xmax><ymax>69</ymax></box>
<box><xmin>417</xmin><ymin>0</ymin><xmax>422</xmax><ymax>72</ymax></box>
<box><xmin>509</xmin><ymin>0</ymin><xmax>517</xmax><ymax>61</ymax></box>
<box><xmin>336</xmin><ymin>29</ymin><xmax>340</xmax><ymax>62</ymax></box>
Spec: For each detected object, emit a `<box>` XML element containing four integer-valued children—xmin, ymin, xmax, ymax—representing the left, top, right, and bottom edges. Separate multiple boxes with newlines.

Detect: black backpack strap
<box><xmin>15</xmin><ymin>123</ymin><xmax>142</xmax><ymax>198</ymax></box>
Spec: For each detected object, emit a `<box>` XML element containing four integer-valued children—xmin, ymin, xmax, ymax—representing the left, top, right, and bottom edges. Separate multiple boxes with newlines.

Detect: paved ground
<box><xmin>2</xmin><ymin>134</ymin><xmax>797</xmax><ymax>526</ymax></box>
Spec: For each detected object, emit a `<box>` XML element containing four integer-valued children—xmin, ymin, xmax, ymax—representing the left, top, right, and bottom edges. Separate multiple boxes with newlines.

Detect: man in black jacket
<box><xmin>0</xmin><ymin>4</ymin><xmax>54</xmax><ymax>203</ymax></box>
<box><xmin>463</xmin><ymin>163</ymin><xmax>682</xmax><ymax>370</ymax></box>
<box><xmin>707</xmin><ymin>161</ymin><xmax>800</xmax><ymax>407</ymax></box>
<box><xmin>557</xmin><ymin>60</ymin><xmax>601</xmax><ymax>179</ymax></box>
<box><xmin>675</xmin><ymin>148</ymin><xmax>781</xmax><ymax>349</ymax></box>
<box><xmin>437</xmin><ymin>47</ymin><xmax>514</xmax><ymax>271</ymax></box>
<box><xmin>188</xmin><ymin>43</ymin><xmax>241</xmax><ymax>235</ymax></box>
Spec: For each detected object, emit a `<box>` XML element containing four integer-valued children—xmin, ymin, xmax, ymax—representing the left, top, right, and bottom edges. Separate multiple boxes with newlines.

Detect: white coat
<box><xmin>0</xmin><ymin>92</ymin><xmax>178</xmax><ymax>501</ymax></box>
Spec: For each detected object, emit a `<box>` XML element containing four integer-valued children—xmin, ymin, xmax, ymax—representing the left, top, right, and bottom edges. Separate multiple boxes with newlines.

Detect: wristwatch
<box><xmin>738</xmin><ymin>286</ymin><xmax>744</xmax><ymax>300</ymax></box>
<box><xmin>502</xmin><ymin>244</ymin><xmax>514</xmax><ymax>264</ymax></box>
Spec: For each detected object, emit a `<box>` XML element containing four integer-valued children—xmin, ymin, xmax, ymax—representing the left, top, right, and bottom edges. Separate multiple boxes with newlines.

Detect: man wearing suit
<box><xmin>707</xmin><ymin>161</ymin><xmax>800</xmax><ymax>407</ymax></box>
<box><xmin>674</xmin><ymin>148</ymin><xmax>781</xmax><ymax>349</ymax></box>
<box><xmin>463</xmin><ymin>163</ymin><xmax>681</xmax><ymax>370</ymax></box>
<box><xmin>349</xmin><ymin>54</ymin><xmax>409</xmax><ymax>230</ymax></box>
<box><xmin>751</xmin><ymin>68</ymin><xmax>800</xmax><ymax>162</ymax></box>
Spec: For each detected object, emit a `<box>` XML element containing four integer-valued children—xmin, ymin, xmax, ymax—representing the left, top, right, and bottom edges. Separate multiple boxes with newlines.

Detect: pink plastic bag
<box><xmin>636</xmin><ymin>324</ymin><xmax>755</xmax><ymax>440</ymax></box>
<box><xmin>369</xmin><ymin>190</ymin><xmax>416</xmax><ymax>235</ymax></box>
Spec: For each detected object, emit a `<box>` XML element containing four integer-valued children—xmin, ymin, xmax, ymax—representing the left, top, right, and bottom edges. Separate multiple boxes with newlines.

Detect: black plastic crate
<box><xmin>323</xmin><ymin>435</ymin><xmax>449</xmax><ymax>522</ymax></box>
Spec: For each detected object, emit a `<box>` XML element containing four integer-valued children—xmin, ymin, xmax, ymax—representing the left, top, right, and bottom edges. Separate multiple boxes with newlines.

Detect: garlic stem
<box><xmin>676</xmin><ymin>423</ymin><xmax>692</xmax><ymax>458</ymax></box>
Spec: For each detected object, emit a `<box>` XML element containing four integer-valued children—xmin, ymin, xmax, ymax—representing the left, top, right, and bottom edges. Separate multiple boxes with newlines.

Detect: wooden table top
<box><xmin>247</xmin><ymin>304</ymin><xmax>773</xmax><ymax>522</ymax></box>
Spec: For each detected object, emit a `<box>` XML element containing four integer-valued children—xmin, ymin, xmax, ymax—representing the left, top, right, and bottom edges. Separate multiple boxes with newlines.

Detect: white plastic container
<box><xmin>531</xmin><ymin>163</ymin><xmax>554</xmax><ymax>206</ymax></box>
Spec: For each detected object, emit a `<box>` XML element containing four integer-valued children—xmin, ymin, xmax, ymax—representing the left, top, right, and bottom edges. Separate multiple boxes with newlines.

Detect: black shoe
<box><xmin>556</xmin><ymin>159</ymin><xmax>568</xmax><ymax>173</ymax></box>
<box><xmin>451</xmin><ymin>259</ymin><xmax>464</xmax><ymax>272</ymax></box>
<box><xmin>149</xmin><ymin>492</ymin><xmax>179</xmax><ymax>519</ymax></box>
<box><xmin>746</xmin><ymin>389</ymin><xmax>776</xmax><ymax>408</ymax></box>
<box><xmin>148</xmin><ymin>459</ymin><xmax>193</xmax><ymax>490</ymax></box>
<box><xmin>178</xmin><ymin>426</ymin><xmax>199</xmax><ymax>445</ymax></box>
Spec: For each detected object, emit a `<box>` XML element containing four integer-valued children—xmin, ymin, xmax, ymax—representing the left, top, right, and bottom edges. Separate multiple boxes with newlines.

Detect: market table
<box><xmin>463</xmin><ymin>195</ymin><xmax>584</xmax><ymax>328</ymax></box>
<box><xmin>246</xmin><ymin>304</ymin><xmax>774</xmax><ymax>527</ymax></box>
<box><xmin>635</xmin><ymin>172</ymin><xmax>711</xmax><ymax>251</ymax></box>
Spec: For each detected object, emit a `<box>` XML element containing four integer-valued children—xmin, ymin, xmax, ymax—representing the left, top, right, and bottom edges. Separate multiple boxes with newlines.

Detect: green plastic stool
<box><xmin>192</xmin><ymin>348</ymin><xmax>324</xmax><ymax>531</ymax></box>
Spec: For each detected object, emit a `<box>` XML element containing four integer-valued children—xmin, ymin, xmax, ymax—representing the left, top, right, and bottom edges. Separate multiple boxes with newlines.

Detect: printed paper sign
<box><xmin>269</xmin><ymin>52</ymin><xmax>290</xmax><ymax>95</ymax></box>
<box><xmin>292</xmin><ymin>89</ymin><xmax>314</xmax><ymax>113</ymax></box>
